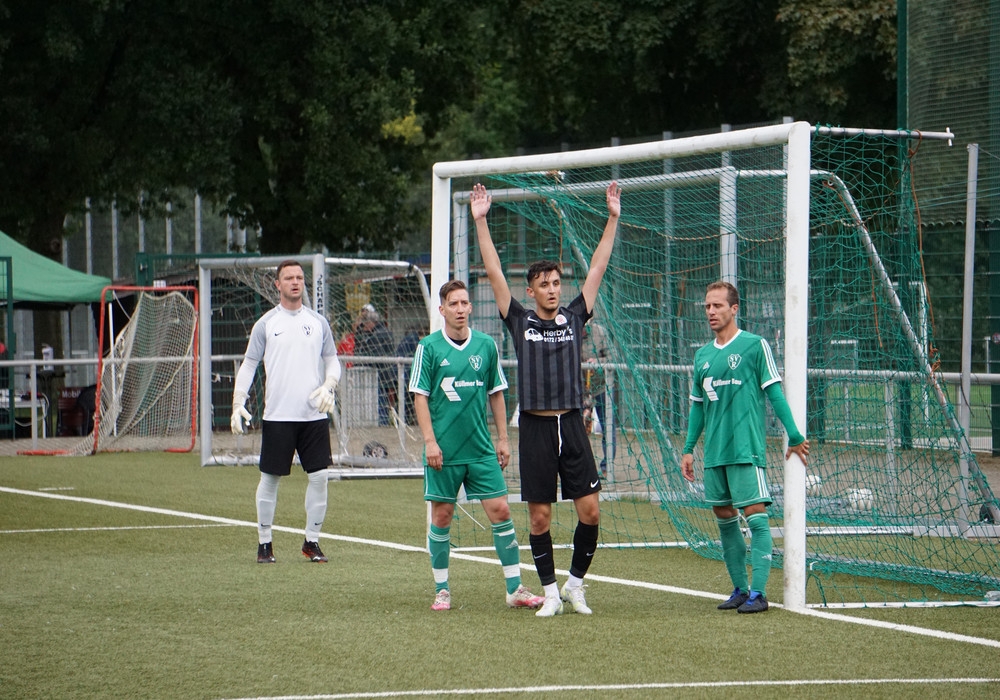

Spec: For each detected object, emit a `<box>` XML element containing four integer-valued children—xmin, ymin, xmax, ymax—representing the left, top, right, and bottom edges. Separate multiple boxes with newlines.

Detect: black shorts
<box><xmin>259</xmin><ymin>419</ymin><xmax>333</xmax><ymax>476</ymax></box>
<box><xmin>518</xmin><ymin>409</ymin><xmax>600</xmax><ymax>503</ymax></box>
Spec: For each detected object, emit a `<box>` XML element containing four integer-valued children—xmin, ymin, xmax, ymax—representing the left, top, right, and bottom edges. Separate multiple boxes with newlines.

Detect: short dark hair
<box><xmin>275</xmin><ymin>260</ymin><xmax>303</xmax><ymax>278</ymax></box>
<box><xmin>439</xmin><ymin>279</ymin><xmax>468</xmax><ymax>304</ymax></box>
<box><xmin>527</xmin><ymin>260</ymin><xmax>561</xmax><ymax>284</ymax></box>
<box><xmin>707</xmin><ymin>280</ymin><xmax>739</xmax><ymax>307</ymax></box>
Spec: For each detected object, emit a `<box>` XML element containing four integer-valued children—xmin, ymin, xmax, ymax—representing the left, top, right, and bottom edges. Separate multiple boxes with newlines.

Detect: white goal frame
<box><xmin>428</xmin><ymin>121</ymin><xmax>965</xmax><ymax>611</ymax></box>
<box><xmin>197</xmin><ymin>254</ymin><xmax>433</xmax><ymax>477</ymax></box>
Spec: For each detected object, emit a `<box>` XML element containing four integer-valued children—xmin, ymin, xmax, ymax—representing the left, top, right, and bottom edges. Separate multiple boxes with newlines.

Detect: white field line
<box><xmin>0</xmin><ymin>523</ymin><xmax>236</xmax><ymax>534</ymax></box>
<box><xmin>221</xmin><ymin>678</ymin><xmax>1000</xmax><ymax>699</ymax></box>
<box><xmin>2</xmin><ymin>485</ymin><xmax>1000</xmax><ymax>653</ymax></box>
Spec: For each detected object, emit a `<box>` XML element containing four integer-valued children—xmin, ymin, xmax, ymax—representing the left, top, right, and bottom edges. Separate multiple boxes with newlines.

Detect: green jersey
<box><xmin>689</xmin><ymin>329</ymin><xmax>782</xmax><ymax>469</ymax></box>
<box><xmin>408</xmin><ymin>328</ymin><xmax>507</xmax><ymax>466</ymax></box>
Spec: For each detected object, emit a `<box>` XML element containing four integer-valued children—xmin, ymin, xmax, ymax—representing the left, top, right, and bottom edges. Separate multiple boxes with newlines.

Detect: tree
<box><xmin>0</xmin><ymin>0</ymin><xmax>899</xmax><ymax>259</ymax></box>
<box><xmin>776</xmin><ymin>0</ymin><xmax>897</xmax><ymax>127</ymax></box>
<box><xmin>0</xmin><ymin>1</ymin><xmax>422</xmax><ymax>255</ymax></box>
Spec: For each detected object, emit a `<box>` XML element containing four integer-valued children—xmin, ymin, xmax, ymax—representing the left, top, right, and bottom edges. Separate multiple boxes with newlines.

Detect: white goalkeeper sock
<box><xmin>256</xmin><ymin>472</ymin><xmax>280</xmax><ymax>544</ymax></box>
<box><xmin>304</xmin><ymin>469</ymin><xmax>328</xmax><ymax>542</ymax></box>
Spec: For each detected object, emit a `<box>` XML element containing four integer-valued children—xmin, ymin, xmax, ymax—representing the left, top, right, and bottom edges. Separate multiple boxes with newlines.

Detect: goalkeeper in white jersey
<box><xmin>230</xmin><ymin>260</ymin><xmax>341</xmax><ymax>565</ymax></box>
<box><xmin>409</xmin><ymin>280</ymin><xmax>543</xmax><ymax>611</ymax></box>
<box><xmin>681</xmin><ymin>281</ymin><xmax>809</xmax><ymax>613</ymax></box>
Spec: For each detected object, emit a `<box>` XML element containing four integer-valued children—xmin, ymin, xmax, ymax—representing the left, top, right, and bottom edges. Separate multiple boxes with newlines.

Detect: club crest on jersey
<box><xmin>728</xmin><ymin>354</ymin><xmax>742</xmax><ymax>370</ymax></box>
<box><xmin>555</xmin><ymin>313</ymin><xmax>568</xmax><ymax>326</ymax></box>
<box><xmin>468</xmin><ymin>355</ymin><xmax>483</xmax><ymax>371</ymax></box>
<box><xmin>302</xmin><ymin>324</ymin><xmax>314</xmax><ymax>336</ymax></box>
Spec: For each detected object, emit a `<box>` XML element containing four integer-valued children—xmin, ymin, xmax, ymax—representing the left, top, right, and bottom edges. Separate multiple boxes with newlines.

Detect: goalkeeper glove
<box><xmin>231</xmin><ymin>390</ymin><xmax>252</xmax><ymax>434</ymax></box>
<box><xmin>309</xmin><ymin>376</ymin><xmax>338</xmax><ymax>414</ymax></box>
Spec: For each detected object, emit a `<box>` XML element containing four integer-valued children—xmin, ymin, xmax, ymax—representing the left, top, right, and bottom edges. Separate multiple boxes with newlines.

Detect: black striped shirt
<box><xmin>503</xmin><ymin>294</ymin><xmax>592</xmax><ymax>411</ymax></box>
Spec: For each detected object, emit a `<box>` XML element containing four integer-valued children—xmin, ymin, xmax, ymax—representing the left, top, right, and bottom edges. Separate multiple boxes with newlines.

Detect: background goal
<box><xmin>63</xmin><ymin>285</ymin><xmax>198</xmax><ymax>455</ymax></box>
<box><xmin>430</xmin><ymin>122</ymin><xmax>1000</xmax><ymax>608</ymax></box>
<box><xmin>196</xmin><ymin>255</ymin><xmax>432</xmax><ymax>476</ymax></box>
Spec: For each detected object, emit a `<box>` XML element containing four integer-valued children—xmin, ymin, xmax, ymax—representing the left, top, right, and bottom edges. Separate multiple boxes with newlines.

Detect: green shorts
<box><xmin>424</xmin><ymin>458</ymin><xmax>508</xmax><ymax>503</ymax></box>
<box><xmin>703</xmin><ymin>464</ymin><xmax>771</xmax><ymax>509</ymax></box>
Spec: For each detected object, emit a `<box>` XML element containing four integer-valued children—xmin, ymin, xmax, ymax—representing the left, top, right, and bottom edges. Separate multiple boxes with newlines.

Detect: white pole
<box><xmin>719</xmin><ymin>167</ymin><xmax>737</xmax><ymax>284</ymax></box>
<box><xmin>430</xmin><ymin>175</ymin><xmax>452</xmax><ymax>333</ymax></box>
<box><xmin>958</xmin><ymin>143</ymin><xmax>979</xmax><ymax>530</ymax></box>
<box><xmin>85</xmin><ymin>198</ymin><xmax>93</xmax><ymax>275</ymax></box>
<box><xmin>452</xmin><ymin>198</ymin><xmax>468</xmax><ymax>286</ymax></box>
<box><xmin>199</xmin><ymin>266</ymin><xmax>214</xmax><ymax>466</ymax></box>
<box><xmin>138</xmin><ymin>194</ymin><xmax>146</xmax><ymax>253</ymax></box>
<box><xmin>112</xmin><ymin>199</ymin><xmax>120</xmax><ymax>280</ymax></box>
<box><xmin>312</xmin><ymin>253</ymin><xmax>326</xmax><ymax>316</ymax></box>
<box><xmin>165</xmin><ymin>201</ymin><xmax>173</xmax><ymax>256</ymax></box>
<box><xmin>782</xmin><ymin>122</ymin><xmax>812</xmax><ymax>611</ymax></box>
<box><xmin>194</xmin><ymin>194</ymin><xmax>203</xmax><ymax>254</ymax></box>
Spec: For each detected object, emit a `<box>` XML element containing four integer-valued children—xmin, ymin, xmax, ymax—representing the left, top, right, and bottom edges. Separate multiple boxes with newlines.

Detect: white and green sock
<box><xmin>492</xmin><ymin>518</ymin><xmax>521</xmax><ymax>595</ymax></box>
<box><xmin>429</xmin><ymin>524</ymin><xmax>450</xmax><ymax>592</ymax></box>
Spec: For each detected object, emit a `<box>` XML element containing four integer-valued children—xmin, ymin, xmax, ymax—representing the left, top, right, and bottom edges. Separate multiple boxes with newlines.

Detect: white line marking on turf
<box><xmin>220</xmin><ymin>678</ymin><xmax>1000</xmax><ymax>699</ymax></box>
<box><xmin>3</xmin><ymin>485</ymin><xmax>999</xmax><ymax>650</ymax></box>
<box><xmin>0</xmin><ymin>486</ymin><xmax>425</xmax><ymax>554</ymax></box>
<box><xmin>0</xmin><ymin>524</ymin><xmax>237</xmax><ymax>534</ymax></box>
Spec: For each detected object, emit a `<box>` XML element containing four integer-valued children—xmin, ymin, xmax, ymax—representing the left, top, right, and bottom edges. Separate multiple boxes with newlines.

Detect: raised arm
<box><xmin>581</xmin><ymin>181</ymin><xmax>621</xmax><ymax>312</ymax></box>
<box><xmin>471</xmin><ymin>183</ymin><xmax>512</xmax><ymax>318</ymax></box>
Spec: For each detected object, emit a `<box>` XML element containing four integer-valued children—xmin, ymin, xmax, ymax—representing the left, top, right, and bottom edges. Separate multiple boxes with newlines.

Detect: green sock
<box><xmin>717</xmin><ymin>516</ymin><xmax>748</xmax><ymax>591</ymax></box>
<box><xmin>428</xmin><ymin>524</ymin><xmax>450</xmax><ymax>592</ymax></box>
<box><xmin>747</xmin><ymin>512</ymin><xmax>773</xmax><ymax>595</ymax></box>
<box><xmin>492</xmin><ymin>519</ymin><xmax>522</xmax><ymax>595</ymax></box>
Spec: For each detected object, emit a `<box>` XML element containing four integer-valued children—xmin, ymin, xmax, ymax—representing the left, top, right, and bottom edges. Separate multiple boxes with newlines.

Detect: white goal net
<box><xmin>198</xmin><ymin>255</ymin><xmax>432</xmax><ymax>477</ymax></box>
<box><xmin>65</xmin><ymin>286</ymin><xmax>199</xmax><ymax>455</ymax></box>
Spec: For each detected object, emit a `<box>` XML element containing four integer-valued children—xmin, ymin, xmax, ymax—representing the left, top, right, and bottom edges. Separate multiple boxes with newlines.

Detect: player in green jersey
<box><xmin>409</xmin><ymin>280</ymin><xmax>544</xmax><ymax>611</ymax></box>
<box><xmin>681</xmin><ymin>281</ymin><xmax>809</xmax><ymax>613</ymax></box>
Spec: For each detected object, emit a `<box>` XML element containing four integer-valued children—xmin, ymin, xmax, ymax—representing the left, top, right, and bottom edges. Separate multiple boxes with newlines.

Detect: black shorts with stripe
<box><xmin>518</xmin><ymin>409</ymin><xmax>600</xmax><ymax>503</ymax></box>
<box><xmin>259</xmin><ymin>419</ymin><xmax>333</xmax><ymax>476</ymax></box>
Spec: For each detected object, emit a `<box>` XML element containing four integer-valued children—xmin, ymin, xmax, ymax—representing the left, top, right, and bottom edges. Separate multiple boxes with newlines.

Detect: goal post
<box><xmin>197</xmin><ymin>254</ymin><xmax>433</xmax><ymax>477</ymax></box>
<box><xmin>429</xmin><ymin>122</ymin><xmax>1000</xmax><ymax>609</ymax></box>
<box><xmin>58</xmin><ymin>285</ymin><xmax>199</xmax><ymax>456</ymax></box>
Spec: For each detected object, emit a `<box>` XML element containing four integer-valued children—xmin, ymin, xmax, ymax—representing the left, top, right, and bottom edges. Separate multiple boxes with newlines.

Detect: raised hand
<box><xmin>470</xmin><ymin>182</ymin><xmax>492</xmax><ymax>220</ymax></box>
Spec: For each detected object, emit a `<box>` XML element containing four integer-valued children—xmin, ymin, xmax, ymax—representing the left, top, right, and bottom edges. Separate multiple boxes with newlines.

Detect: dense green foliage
<box><xmin>0</xmin><ymin>0</ymin><xmax>897</xmax><ymax>255</ymax></box>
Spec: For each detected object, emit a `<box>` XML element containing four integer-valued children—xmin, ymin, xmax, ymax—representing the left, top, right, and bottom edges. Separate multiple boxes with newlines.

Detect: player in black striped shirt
<box><xmin>473</xmin><ymin>180</ymin><xmax>621</xmax><ymax>617</ymax></box>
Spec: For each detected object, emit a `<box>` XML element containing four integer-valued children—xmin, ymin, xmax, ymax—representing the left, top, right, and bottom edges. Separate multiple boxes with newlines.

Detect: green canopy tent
<box><xmin>1</xmin><ymin>230</ymin><xmax>112</xmax><ymax>438</ymax></box>
<box><xmin>0</xmin><ymin>230</ymin><xmax>111</xmax><ymax>308</ymax></box>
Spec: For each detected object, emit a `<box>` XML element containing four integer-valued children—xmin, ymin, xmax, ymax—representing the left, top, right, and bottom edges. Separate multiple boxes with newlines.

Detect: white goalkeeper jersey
<box><xmin>240</xmin><ymin>305</ymin><xmax>338</xmax><ymax>422</ymax></box>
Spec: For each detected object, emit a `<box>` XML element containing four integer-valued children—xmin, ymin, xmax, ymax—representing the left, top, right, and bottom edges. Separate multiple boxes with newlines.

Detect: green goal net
<box><xmin>436</xmin><ymin>124</ymin><xmax>1000</xmax><ymax>607</ymax></box>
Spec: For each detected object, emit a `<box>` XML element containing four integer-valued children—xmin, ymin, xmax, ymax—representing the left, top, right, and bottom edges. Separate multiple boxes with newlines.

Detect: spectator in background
<box><xmin>354</xmin><ymin>304</ymin><xmax>395</xmax><ymax>425</ymax></box>
<box><xmin>337</xmin><ymin>329</ymin><xmax>355</xmax><ymax>369</ymax></box>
